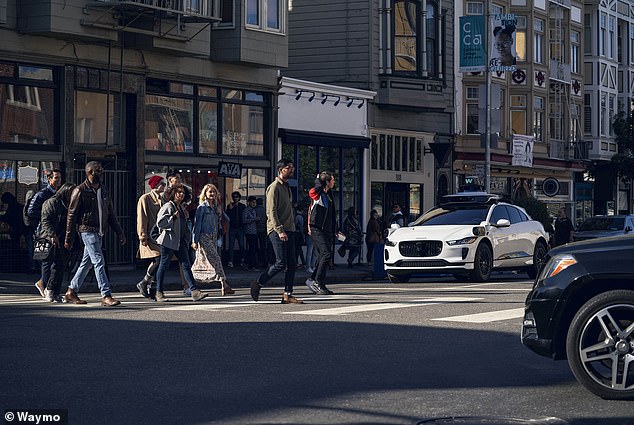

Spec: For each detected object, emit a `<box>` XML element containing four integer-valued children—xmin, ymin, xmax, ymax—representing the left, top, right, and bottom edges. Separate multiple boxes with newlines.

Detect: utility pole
<box><xmin>484</xmin><ymin>0</ymin><xmax>491</xmax><ymax>194</ymax></box>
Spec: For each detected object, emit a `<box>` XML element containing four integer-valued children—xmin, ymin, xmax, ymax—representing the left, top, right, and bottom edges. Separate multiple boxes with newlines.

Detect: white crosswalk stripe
<box><xmin>432</xmin><ymin>307</ymin><xmax>525</xmax><ymax>323</ymax></box>
<box><xmin>283</xmin><ymin>297</ymin><xmax>483</xmax><ymax>316</ymax></box>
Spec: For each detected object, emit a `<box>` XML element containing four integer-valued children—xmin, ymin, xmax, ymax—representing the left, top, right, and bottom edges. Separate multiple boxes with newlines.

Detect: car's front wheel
<box><xmin>566</xmin><ymin>290</ymin><xmax>634</xmax><ymax>400</ymax></box>
<box><xmin>526</xmin><ymin>240</ymin><xmax>548</xmax><ymax>279</ymax></box>
<box><xmin>387</xmin><ymin>273</ymin><xmax>410</xmax><ymax>283</ymax></box>
<box><xmin>470</xmin><ymin>243</ymin><xmax>492</xmax><ymax>282</ymax></box>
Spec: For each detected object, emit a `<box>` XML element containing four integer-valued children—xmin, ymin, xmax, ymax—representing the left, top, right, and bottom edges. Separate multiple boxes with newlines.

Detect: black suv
<box><xmin>521</xmin><ymin>234</ymin><xmax>634</xmax><ymax>400</ymax></box>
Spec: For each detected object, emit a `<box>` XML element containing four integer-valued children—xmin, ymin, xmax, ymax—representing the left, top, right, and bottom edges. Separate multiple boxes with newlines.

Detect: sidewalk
<box><xmin>0</xmin><ymin>262</ymin><xmax>382</xmax><ymax>296</ymax></box>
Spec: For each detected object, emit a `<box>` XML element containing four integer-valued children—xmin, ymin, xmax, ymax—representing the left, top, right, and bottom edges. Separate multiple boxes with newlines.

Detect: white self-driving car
<box><xmin>383</xmin><ymin>193</ymin><xmax>549</xmax><ymax>283</ymax></box>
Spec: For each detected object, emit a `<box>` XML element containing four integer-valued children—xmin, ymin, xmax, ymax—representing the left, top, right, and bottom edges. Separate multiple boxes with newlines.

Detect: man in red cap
<box><xmin>135</xmin><ymin>174</ymin><xmax>165</xmax><ymax>299</ymax></box>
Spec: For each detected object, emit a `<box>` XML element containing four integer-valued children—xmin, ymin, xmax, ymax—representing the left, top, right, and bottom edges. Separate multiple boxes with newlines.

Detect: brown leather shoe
<box><xmin>250</xmin><ymin>280</ymin><xmax>261</xmax><ymax>301</ymax></box>
<box><xmin>64</xmin><ymin>288</ymin><xmax>87</xmax><ymax>305</ymax></box>
<box><xmin>155</xmin><ymin>291</ymin><xmax>168</xmax><ymax>302</ymax></box>
<box><xmin>281</xmin><ymin>293</ymin><xmax>303</xmax><ymax>304</ymax></box>
<box><xmin>101</xmin><ymin>295</ymin><xmax>121</xmax><ymax>307</ymax></box>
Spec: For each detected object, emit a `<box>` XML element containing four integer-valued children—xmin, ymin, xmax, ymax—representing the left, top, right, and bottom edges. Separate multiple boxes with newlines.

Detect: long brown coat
<box><xmin>137</xmin><ymin>190</ymin><xmax>163</xmax><ymax>258</ymax></box>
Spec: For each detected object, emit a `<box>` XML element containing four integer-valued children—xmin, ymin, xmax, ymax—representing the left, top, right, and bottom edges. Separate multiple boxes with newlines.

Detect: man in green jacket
<box><xmin>250</xmin><ymin>159</ymin><xmax>301</xmax><ymax>304</ymax></box>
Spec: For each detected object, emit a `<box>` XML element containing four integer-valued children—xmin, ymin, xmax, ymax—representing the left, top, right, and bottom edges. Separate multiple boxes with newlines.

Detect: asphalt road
<box><xmin>1</xmin><ymin>274</ymin><xmax>632</xmax><ymax>425</ymax></box>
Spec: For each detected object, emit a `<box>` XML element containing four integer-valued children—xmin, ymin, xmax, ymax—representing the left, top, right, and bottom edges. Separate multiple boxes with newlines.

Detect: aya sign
<box><xmin>218</xmin><ymin>161</ymin><xmax>242</xmax><ymax>179</ymax></box>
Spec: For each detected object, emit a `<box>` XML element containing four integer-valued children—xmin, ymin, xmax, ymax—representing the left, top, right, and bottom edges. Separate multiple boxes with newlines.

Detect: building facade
<box><xmin>454</xmin><ymin>0</ymin><xmax>590</xmax><ymax>224</ymax></box>
<box><xmin>0</xmin><ymin>0</ymin><xmax>287</xmax><ymax>269</ymax></box>
<box><xmin>284</xmin><ymin>0</ymin><xmax>455</xmax><ymax>225</ymax></box>
<box><xmin>583</xmin><ymin>0</ymin><xmax>634</xmax><ymax>216</ymax></box>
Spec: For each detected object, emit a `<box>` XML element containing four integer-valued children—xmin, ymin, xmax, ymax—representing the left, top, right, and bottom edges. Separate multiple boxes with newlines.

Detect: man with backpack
<box><xmin>26</xmin><ymin>169</ymin><xmax>62</xmax><ymax>297</ymax></box>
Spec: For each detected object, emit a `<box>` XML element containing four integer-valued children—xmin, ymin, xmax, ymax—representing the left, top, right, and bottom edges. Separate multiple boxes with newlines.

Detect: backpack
<box><xmin>23</xmin><ymin>192</ymin><xmax>36</xmax><ymax>228</ymax></box>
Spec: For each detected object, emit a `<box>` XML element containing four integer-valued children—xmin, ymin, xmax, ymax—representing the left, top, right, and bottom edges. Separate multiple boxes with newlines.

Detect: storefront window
<box><xmin>144</xmin><ymin>95</ymin><xmax>194</xmax><ymax>153</ymax></box>
<box><xmin>75</xmin><ymin>91</ymin><xmax>121</xmax><ymax>146</ymax></box>
<box><xmin>0</xmin><ymin>160</ymin><xmax>60</xmax><ymax>272</ymax></box>
<box><xmin>342</xmin><ymin>147</ymin><xmax>360</xmax><ymax>214</ymax></box>
<box><xmin>0</xmin><ymin>84</ymin><xmax>55</xmax><ymax>145</ymax></box>
<box><xmin>222</xmin><ymin>103</ymin><xmax>264</xmax><ymax>156</ymax></box>
<box><xmin>199</xmin><ymin>100</ymin><xmax>218</xmax><ymax>154</ymax></box>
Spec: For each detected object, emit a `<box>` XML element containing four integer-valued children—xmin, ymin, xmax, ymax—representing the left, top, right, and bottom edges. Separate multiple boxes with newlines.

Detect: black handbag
<box><xmin>33</xmin><ymin>237</ymin><xmax>53</xmax><ymax>261</ymax></box>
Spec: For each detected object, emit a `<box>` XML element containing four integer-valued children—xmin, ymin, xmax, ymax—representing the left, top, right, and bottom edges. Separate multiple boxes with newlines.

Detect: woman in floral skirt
<box><xmin>192</xmin><ymin>184</ymin><xmax>234</xmax><ymax>295</ymax></box>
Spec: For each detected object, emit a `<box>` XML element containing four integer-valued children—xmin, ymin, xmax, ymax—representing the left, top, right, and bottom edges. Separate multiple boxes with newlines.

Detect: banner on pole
<box><xmin>489</xmin><ymin>14</ymin><xmax>517</xmax><ymax>72</ymax></box>
<box><xmin>459</xmin><ymin>16</ymin><xmax>487</xmax><ymax>73</ymax></box>
<box><xmin>512</xmin><ymin>134</ymin><xmax>534</xmax><ymax>167</ymax></box>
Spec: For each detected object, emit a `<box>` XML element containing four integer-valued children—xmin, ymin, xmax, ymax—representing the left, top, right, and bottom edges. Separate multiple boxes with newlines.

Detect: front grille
<box><xmin>394</xmin><ymin>259</ymin><xmax>457</xmax><ymax>267</ymax></box>
<box><xmin>399</xmin><ymin>240</ymin><xmax>443</xmax><ymax>257</ymax></box>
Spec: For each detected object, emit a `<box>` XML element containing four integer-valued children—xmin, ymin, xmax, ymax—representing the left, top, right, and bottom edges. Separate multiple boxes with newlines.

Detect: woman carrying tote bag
<box><xmin>191</xmin><ymin>184</ymin><xmax>235</xmax><ymax>296</ymax></box>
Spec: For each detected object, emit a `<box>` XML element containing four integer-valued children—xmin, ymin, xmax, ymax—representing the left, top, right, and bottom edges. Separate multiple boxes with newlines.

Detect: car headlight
<box><xmin>384</xmin><ymin>238</ymin><xmax>396</xmax><ymax>247</ymax></box>
<box><xmin>446</xmin><ymin>236</ymin><xmax>479</xmax><ymax>246</ymax></box>
<box><xmin>539</xmin><ymin>254</ymin><xmax>577</xmax><ymax>279</ymax></box>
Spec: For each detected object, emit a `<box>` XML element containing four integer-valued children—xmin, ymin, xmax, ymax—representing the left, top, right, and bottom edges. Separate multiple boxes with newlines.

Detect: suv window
<box><xmin>417</xmin><ymin>206</ymin><xmax>489</xmax><ymax>226</ymax></box>
<box><xmin>506</xmin><ymin>206</ymin><xmax>523</xmax><ymax>224</ymax></box>
<box><xmin>490</xmin><ymin>205</ymin><xmax>510</xmax><ymax>225</ymax></box>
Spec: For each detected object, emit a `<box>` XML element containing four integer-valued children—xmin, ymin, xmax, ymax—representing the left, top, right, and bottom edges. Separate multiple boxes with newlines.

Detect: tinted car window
<box><xmin>517</xmin><ymin>209</ymin><xmax>529</xmax><ymax>221</ymax></box>
<box><xmin>578</xmin><ymin>217</ymin><xmax>625</xmax><ymax>231</ymax></box>
<box><xmin>506</xmin><ymin>206</ymin><xmax>523</xmax><ymax>224</ymax></box>
<box><xmin>417</xmin><ymin>207</ymin><xmax>489</xmax><ymax>226</ymax></box>
<box><xmin>490</xmin><ymin>205</ymin><xmax>510</xmax><ymax>224</ymax></box>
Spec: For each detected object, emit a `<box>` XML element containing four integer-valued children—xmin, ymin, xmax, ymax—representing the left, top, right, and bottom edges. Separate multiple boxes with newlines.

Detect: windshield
<box><xmin>413</xmin><ymin>206</ymin><xmax>489</xmax><ymax>226</ymax></box>
<box><xmin>577</xmin><ymin>217</ymin><xmax>625</xmax><ymax>231</ymax></box>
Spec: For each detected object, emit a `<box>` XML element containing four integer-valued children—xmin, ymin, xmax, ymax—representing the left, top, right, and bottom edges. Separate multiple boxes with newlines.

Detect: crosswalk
<box><xmin>0</xmin><ymin>280</ymin><xmax>530</xmax><ymax>323</ymax></box>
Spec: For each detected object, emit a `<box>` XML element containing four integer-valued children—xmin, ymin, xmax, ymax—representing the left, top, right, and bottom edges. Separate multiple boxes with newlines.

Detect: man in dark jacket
<box><xmin>64</xmin><ymin>161</ymin><xmax>126</xmax><ymax>306</ymax></box>
<box><xmin>27</xmin><ymin>168</ymin><xmax>62</xmax><ymax>297</ymax></box>
<box><xmin>305</xmin><ymin>171</ymin><xmax>337</xmax><ymax>295</ymax></box>
<box><xmin>40</xmin><ymin>183</ymin><xmax>76</xmax><ymax>302</ymax></box>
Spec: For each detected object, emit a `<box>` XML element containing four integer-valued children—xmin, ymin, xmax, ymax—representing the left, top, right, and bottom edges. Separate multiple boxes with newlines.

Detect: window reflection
<box><xmin>199</xmin><ymin>100</ymin><xmax>218</xmax><ymax>154</ymax></box>
<box><xmin>75</xmin><ymin>91</ymin><xmax>121</xmax><ymax>146</ymax></box>
<box><xmin>222</xmin><ymin>103</ymin><xmax>263</xmax><ymax>156</ymax></box>
<box><xmin>0</xmin><ymin>84</ymin><xmax>54</xmax><ymax>145</ymax></box>
<box><xmin>144</xmin><ymin>95</ymin><xmax>193</xmax><ymax>153</ymax></box>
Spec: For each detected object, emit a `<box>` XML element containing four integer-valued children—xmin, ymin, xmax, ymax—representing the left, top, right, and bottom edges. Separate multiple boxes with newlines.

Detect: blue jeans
<box><xmin>258</xmin><ymin>232</ymin><xmax>296</xmax><ymax>293</ymax></box>
<box><xmin>227</xmin><ymin>227</ymin><xmax>245</xmax><ymax>264</ymax></box>
<box><xmin>156</xmin><ymin>242</ymin><xmax>198</xmax><ymax>293</ymax></box>
<box><xmin>69</xmin><ymin>232</ymin><xmax>111</xmax><ymax>297</ymax></box>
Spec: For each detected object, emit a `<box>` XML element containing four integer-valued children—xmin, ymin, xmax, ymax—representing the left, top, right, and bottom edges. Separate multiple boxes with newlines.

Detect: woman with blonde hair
<box><xmin>192</xmin><ymin>183</ymin><xmax>234</xmax><ymax>295</ymax></box>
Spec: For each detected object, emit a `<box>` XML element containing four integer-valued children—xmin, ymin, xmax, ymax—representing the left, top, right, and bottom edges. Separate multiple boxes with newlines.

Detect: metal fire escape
<box><xmin>82</xmin><ymin>0</ymin><xmax>221</xmax><ymax>41</ymax></box>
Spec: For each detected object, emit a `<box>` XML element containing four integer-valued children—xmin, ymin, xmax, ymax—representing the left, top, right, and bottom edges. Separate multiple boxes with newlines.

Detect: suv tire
<box><xmin>566</xmin><ymin>290</ymin><xmax>634</xmax><ymax>400</ymax></box>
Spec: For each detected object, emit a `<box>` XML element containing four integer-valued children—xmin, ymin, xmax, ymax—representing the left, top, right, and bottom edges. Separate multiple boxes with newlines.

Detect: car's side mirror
<box><xmin>494</xmin><ymin>219</ymin><xmax>511</xmax><ymax>227</ymax></box>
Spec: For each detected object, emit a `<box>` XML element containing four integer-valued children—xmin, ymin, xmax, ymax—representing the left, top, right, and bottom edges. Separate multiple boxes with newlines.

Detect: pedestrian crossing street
<box><xmin>0</xmin><ymin>280</ymin><xmax>532</xmax><ymax>324</ymax></box>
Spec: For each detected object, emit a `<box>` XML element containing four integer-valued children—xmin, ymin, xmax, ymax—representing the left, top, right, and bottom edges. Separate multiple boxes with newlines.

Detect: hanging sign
<box><xmin>512</xmin><ymin>135</ymin><xmax>534</xmax><ymax>167</ymax></box>
<box><xmin>459</xmin><ymin>16</ymin><xmax>487</xmax><ymax>72</ymax></box>
<box><xmin>489</xmin><ymin>14</ymin><xmax>517</xmax><ymax>72</ymax></box>
<box><xmin>218</xmin><ymin>161</ymin><xmax>242</xmax><ymax>179</ymax></box>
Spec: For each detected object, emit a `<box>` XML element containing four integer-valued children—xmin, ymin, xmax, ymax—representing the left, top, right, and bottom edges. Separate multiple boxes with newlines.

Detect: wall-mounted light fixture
<box><xmin>333</xmin><ymin>96</ymin><xmax>340</xmax><ymax>106</ymax></box>
<box><xmin>307</xmin><ymin>92</ymin><xmax>315</xmax><ymax>102</ymax></box>
<box><xmin>321</xmin><ymin>95</ymin><xmax>329</xmax><ymax>104</ymax></box>
<box><xmin>357</xmin><ymin>99</ymin><xmax>364</xmax><ymax>109</ymax></box>
<box><xmin>346</xmin><ymin>98</ymin><xmax>354</xmax><ymax>107</ymax></box>
<box><xmin>295</xmin><ymin>90</ymin><xmax>303</xmax><ymax>100</ymax></box>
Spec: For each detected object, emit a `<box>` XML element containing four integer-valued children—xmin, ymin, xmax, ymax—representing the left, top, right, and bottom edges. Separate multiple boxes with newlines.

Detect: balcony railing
<box><xmin>549</xmin><ymin>139</ymin><xmax>591</xmax><ymax>160</ymax></box>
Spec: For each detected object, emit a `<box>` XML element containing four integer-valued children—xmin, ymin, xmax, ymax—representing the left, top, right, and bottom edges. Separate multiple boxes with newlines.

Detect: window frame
<box><xmin>245</xmin><ymin>0</ymin><xmax>285</xmax><ymax>33</ymax></box>
<box><xmin>391</xmin><ymin>0</ymin><xmax>442</xmax><ymax>79</ymax></box>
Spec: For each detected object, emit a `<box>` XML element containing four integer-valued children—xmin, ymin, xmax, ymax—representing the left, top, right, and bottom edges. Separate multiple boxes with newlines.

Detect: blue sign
<box><xmin>459</xmin><ymin>16</ymin><xmax>487</xmax><ymax>72</ymax></box>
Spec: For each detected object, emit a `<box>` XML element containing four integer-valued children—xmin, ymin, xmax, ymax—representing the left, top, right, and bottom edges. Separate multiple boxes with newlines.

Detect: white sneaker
<box><xmin>305</xmin><ymin>278</ymin><xmax>318</xmax><ymax>294</ymax></box>
<box><xmin>305</xmin><ymin>267</ymin><xmax>314</xmax><ymax>274</ymax></box>
<box><xmin>44</xmin><ymin>289</ymin><xmax>54</xmax><ymax>302</ymax></box>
